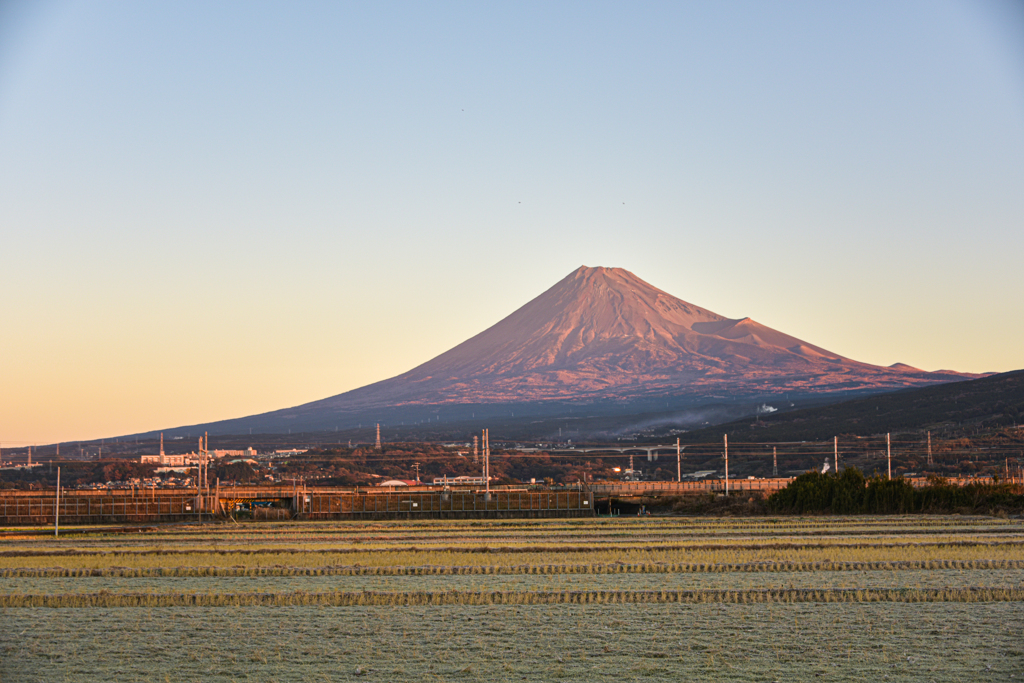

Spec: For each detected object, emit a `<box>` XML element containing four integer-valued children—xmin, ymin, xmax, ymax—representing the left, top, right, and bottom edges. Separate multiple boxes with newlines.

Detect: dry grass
<box><xmin>5</xmin><ymin>557</ymin><xmax>1024</xmax><ymax>578</ymax></box>
<box><xmin>4</xmin><ymin>586</ymin><xmax>1023</xmax><ymax>608</ymax></box>
<box><xmin>4</xmin><ymin>541</ymin><xmax>1024</xmax><ymax>571</ymax></box>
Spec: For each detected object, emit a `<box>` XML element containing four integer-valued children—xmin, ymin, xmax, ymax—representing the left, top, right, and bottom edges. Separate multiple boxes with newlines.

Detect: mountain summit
<box><xmin>345</xmin><ymin>265</ymin><xmax>965</xmax><ymax>404</ymax></box>
<box><xmin>177</xmin><ymin>266</ymin><xmax>977</xmax><ymax>434</ymax></box>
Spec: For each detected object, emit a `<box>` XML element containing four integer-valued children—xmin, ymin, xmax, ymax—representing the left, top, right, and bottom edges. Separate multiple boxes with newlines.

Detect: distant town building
<box><xmin>208</xmin><ymin>448</ymin><xmax>256</xmax><ymax>459</ymax></box>
<box><xmin>432</xmin><ymin>475</ymin><xmax>488</xmax><ymax>486</ymax></box>
<box><xmin>141</xmin><ymin>447</ymin><xmax>256</xmax><ymax>467</ymax></box>
<box><xmin>141</xmin><ymin>453</ymin><xmax>191</xmax><ymax>467</ymax></box>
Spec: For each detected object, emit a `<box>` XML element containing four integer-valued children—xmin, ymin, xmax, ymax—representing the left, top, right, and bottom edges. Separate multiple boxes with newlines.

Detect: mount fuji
<box><xmin>163</xmin><ymin>266</ymin><xmax>977</xmax><ymax>436</ymax></box>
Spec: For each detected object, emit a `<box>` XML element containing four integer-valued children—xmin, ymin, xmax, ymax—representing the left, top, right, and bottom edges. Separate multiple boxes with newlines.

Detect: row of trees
<box><xmin>767</xmin><ymin>468</ymin><xmax>1024</xmax><ymax>514</ymax></box>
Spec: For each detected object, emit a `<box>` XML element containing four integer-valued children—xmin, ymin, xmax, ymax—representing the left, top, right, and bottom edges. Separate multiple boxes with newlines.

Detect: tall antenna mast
<box><xmin>160</xmin><ymin>433</ymin><xmax>164</xmax><ymax>456</ymax></box>
<box><xmin>887</xmin><ymin>433</ymin><xmax>892</xmax><ymax>480</ymax></box>
<box><xmin>676</xmin><ymin>438</ymin><xmax>681</xmax><ymax>483</ymax></box>
<box><xmin>927</xmin><ymin>431</ymin><xmax>932</xmax><ymax>466</ymax></box>
<box><xmin>773</xmin><ymin>446</ymin><xmax>778</xmax><ymax>478</ymax></box>
<box><xmin>375</xmin><ymin>424</ymin><xmax>381</xmax><ymax>451</ymax></box>
<box><xmin>723</xmin><ymin>434</ymin><xmax>729</xmax><ymax>496</ymax></box>
<box><xmin>482</xmin><ymin>428</ymin><xmax>491</xmax><ymax>494</ymax></box>
<box><xmin>473</xmin><ymin>435</ymin><xmax>478</xmax><ymax>463</ymax></box>
<box><xmin>834</xmin><ymin>436</ymin><xmax>839</xmax><ymax>473</ymax></box>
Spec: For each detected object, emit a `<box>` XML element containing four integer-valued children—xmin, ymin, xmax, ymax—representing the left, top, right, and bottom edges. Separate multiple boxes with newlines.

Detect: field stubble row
<box><xmin>5</xmin><ymin>567</ymin><xmax>1024</xmax><ymax>596</ymax></box>
<box><xmin>7</xmin><ymin>535</ymin><xmax>1024</xmax><ymax>558</ymax></box>
<box><xmin>4</xmin><ymin>543</ymin><xmax>1024</xmax><ymax>572</ymax></box>
<box><xmin>5</xmin><ymin>586</ymin><xmax>1024</xmax><ymax>608</ymax></box>
<box><xmin>5</xmin><ymin>557</ymin><xmax>1023</xmax><ymax>577</ymax></box>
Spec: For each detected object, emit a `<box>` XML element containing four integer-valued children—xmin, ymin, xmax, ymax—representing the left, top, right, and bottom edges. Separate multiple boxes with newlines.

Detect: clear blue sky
<box><xmin>2</xmin><ymin>0</ymin><xmax>1022</xmax><ymax>444</ymax></box>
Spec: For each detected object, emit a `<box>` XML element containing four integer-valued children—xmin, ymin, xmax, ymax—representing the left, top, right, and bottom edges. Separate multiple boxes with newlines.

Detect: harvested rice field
<box><xmin>3</xmin><ymin>516</ymin><xmax>1024</xmax><ymax>681</ymax></box>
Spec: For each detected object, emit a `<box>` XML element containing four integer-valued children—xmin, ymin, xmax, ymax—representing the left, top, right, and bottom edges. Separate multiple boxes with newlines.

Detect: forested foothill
<box><xmin>676</xmin><ymin>369</ymin><xmax>1024</xmax><ymax>444</ymax></box>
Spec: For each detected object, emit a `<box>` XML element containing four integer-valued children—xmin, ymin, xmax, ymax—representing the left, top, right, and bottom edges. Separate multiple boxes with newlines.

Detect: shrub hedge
<box><xmin>767</xmin><ymin>468</ymin><xmax>1024</xmax><ymax>515</ymax></box>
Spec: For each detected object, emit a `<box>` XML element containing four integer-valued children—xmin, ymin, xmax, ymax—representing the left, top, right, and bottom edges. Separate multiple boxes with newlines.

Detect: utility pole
<box><xmin>887</xmin><ymin>433</ymin><xmax>892</xmax><ymax>480</ymax></box>
<box><xmin>197</xmin><ymin>452</ymin><xmax>202</xmax><ymax>524</ymax></box>
<box><xmin>54</xmin><ymin>467</ymin><xmax>60</xmax><ymax>537</ymax></box>
<box><xmin>196</xmin><ymin>432</ymin><xmax>207</xmax><ymax>522</ymax></box>
<box><xmin>773</xmin><ymin>446</ymin><xmax>778</xmax><ymax>478</ymax></box>
<box><xmin>676</xmin><ymin>438</ymin><xmax>681</xmax><ymax>482</ymax></box>
<box><xmin>724</xmin><ymin>434</ymin><xmax>729</xmax><ymax>496</ymax></box>
<box><xmin>413</xmin><ymin>462</ymin><xmax>420</xmax><ymax>483</ymax></box>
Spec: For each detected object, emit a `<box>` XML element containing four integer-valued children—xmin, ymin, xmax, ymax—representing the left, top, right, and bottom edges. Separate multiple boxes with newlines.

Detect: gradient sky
<box><xmin>2</xmin><ymin>1</ymin><xmax>1022</xmax><ymax>446</ymax></box>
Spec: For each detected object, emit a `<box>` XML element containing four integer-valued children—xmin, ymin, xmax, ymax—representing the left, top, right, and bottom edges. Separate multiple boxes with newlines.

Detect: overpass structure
<box><xmin>589</xmin><ymin>478</ymin><xmax>794</xmax><ymax>497</ymax></box>
<box><xmin>530</xmin><ymin>445</ymin><xmax>685</xmax><ymax>458</ymax></box>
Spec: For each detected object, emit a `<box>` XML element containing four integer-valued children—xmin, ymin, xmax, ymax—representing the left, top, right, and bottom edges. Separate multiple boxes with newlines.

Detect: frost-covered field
<box><xmin>4</xmin><ymin>603</ymin><xmax>1022</xmax><ymax>682</ymax></box>
<box><xmin>3</xmin><ymin>516</ymin><xmax>1023</xmax><ymax>681</ymax></box>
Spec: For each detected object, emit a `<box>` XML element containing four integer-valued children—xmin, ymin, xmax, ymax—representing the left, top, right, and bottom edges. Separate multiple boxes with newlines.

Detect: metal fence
<box><xmin>299</xmin><ymin>490</ymin><xmax>592</xmax><ymax>518</ymax></box>
<box><xmin>0</xmin><ymin>488</ymin><xmax>594</xmax><ymax>524</ymax></box>
<box><xmin>0</xmin><ymin>492</ymin><xmax>209</xmax><ymax>525</ymax></box>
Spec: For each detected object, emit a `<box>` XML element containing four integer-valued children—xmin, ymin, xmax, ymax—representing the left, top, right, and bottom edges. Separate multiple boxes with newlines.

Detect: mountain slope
<box><xmin>207</xmin><ymin>266</ymin><xmax>975</xmax><ymax>432</ymax></box>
